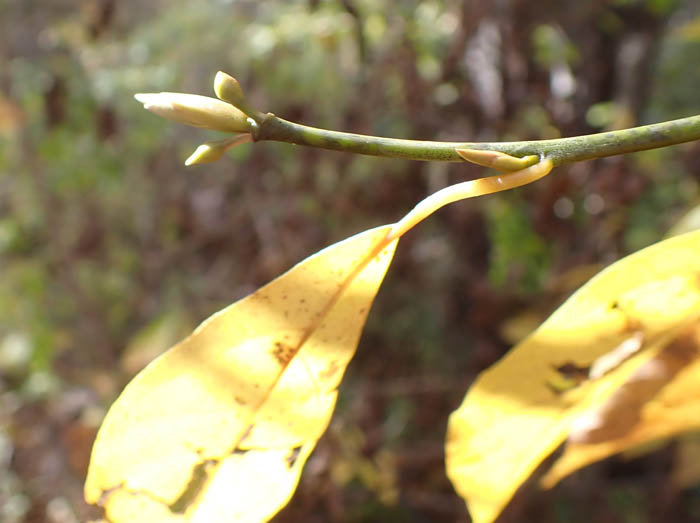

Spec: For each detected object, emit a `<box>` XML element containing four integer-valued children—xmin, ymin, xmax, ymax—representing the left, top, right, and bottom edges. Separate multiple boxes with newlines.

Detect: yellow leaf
<box><xmin>541</xmin><ymin>321</ymin><xmax>700</xmax><ymax>488</ymax></box>
<box><xmin>84</xmin><ymin>225</ymin><xmax>398</xmax><ymax>522</ymax></box>
<box><xmin>445</xmin><ymin>230</ymin><xmax>700</xmax><ymax>523</ymax></box>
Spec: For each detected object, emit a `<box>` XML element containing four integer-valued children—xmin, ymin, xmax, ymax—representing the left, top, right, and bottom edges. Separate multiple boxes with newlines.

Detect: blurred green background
<box><xmin>1</xmin><ymin>0</ymin><xmax>700</xmax><ymax>521</ymax></box>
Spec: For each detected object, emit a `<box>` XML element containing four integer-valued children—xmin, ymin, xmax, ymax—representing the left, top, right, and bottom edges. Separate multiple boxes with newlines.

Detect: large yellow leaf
<box><xmin>445</xmin><ymin>230</ymin><xmax>700</xmax><ymax>523</ymax></box>
<box><xmin>84</xmin><ymin>225</ymin><xmax>398</xmax><ymax>522</ymax></box>
<box><xmin>541</xmin><ymin>320</ymin><xmax>700</xmax><ymax>488</ymax></box>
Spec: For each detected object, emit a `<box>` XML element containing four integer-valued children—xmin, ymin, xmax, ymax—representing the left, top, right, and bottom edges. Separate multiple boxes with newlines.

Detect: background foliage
<box><xmin>1</xmin><ymin>0</ymin><xmax>700</xmax><ymax>521</ymax></box>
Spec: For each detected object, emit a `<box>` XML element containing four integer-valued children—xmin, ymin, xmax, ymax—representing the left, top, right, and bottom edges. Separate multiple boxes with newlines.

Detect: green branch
<box><xmin>254</xmin><ymin>113</ymin><xmax>700</xmax><ymax>166</ymax></box>
<box><xmin>134</xmin><ymin>72</ymin><xmax>700</xmax><ymax>167</ymax></box>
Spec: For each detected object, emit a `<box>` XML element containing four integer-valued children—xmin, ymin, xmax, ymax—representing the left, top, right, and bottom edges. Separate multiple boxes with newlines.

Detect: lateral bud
<box><xmin>185</xmin><ymin>135</ymin><xmax>252</xmax><ymax>166</ymax></box>
<box><xmin>456</xmin><ymin>148</ymin><xmax>539</xmax><ymax>171</ymax></box>
<box><xmin>214</xmin><ymin>72</ymin><xmax>245</xmax><ymax>106</ymax></box>
<box><xmin>213</xmin><ymin>71</ymin><xmax>264</xmax><ymax>122</ymax></box>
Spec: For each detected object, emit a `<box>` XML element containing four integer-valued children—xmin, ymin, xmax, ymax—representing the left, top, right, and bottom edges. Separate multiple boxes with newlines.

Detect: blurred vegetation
<box><xmin>1</xmin><ymin>0</ymin><xmax>700</xmax><ymax>521</ymax></box>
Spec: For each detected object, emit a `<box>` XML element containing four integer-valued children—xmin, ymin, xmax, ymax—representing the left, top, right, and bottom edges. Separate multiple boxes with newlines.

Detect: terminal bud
<box><xmin>134</xmin><ymin>92</ymin><xmax>252</xmax><ymax>133</ymax></box>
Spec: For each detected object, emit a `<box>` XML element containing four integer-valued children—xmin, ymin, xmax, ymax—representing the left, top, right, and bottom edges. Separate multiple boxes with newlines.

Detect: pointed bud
<box><xmin>214</xmin><ymin>71</ymin><xmax>246</xmax><ymax>107</ymax></box>
<box><xmin>184</xmin><ymin>135</ymin><xmax>252</xmax><ymax>166</ymax></box>
<box><xmin>134</xmin><ymin>92</ymin><xmax>252</xmax><ymax>133</ymax></box>
<box><xmin>456</xmin><ymin>148</ymin><xmax>539</xmax><ymax>171</ymax></box>
<box><xmin>213</xmin><ymin>71</ymin><xmax>265</xmax><ymax>122</ymax></box>
<box><xmin>185</xmin><ymin>143</ymin><xmax>225</xmax><ymax>166</ymax></box>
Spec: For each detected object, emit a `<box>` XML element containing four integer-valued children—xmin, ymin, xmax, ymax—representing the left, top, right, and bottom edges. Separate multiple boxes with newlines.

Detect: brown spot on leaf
<box><xmin>286</xmin><ymin>446</ymin><xmax>302</xmax><ymax>468</ymax></box>
<box><xmin>271</xmin><ymin>341</ymin><xmax>297</xmax><ymax>366</ymax></box>
<box><xmin>555</xmin><ymin>362</ymin><xmax>589</xmax><ymax>381</ymax></box>
<box><xmin>623</xmin><ymin>317</ymin><xmax>643</xmax><ymax>333</ymax></box>
<box><xmin>608</xmin><ymin>299</ymin><xmax>643</xmax><ymax>332</ymax></box>
<box><xmin>234</xmin><ymin>396</ymin><xmax>247</xmax><ymax>405</ymax></box>
<box><xmin>320</xmin><ymin>360</ymin><xmax>340</xmax><ymax>380</ymax></box>
<box><xmin>238</xmin><ymin>425</ymin><xmax>253</xmax><ymax>445</ymax></box>
<box><xmin>547</xmin><ymin>362</ymin><xmax>590</xmax><ymax>394</ymax></box>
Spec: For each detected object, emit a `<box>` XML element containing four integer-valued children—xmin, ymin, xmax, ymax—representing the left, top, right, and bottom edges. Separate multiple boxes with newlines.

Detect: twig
<box><xmin>254</xmin><ymin>113</ymin><xmax>700</xmax><ymax>166</ymax></box>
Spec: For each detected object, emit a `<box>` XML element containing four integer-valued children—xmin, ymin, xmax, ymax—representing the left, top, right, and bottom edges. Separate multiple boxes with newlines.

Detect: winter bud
<box><xmin>456</xmin><ymin>148</ymin><xmax>539</xmax><ymax>171</ymax></box>
<box><xmin>134</xmin><ymin>92</ymin><xmax>252</xmax><ymax>133</ymax></box>
<box><xmin>184</xmin><ymin>135</ymin><xmax>252</xmax><ymax>166</ymax></box>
